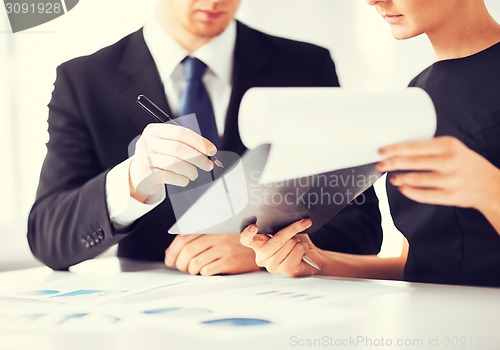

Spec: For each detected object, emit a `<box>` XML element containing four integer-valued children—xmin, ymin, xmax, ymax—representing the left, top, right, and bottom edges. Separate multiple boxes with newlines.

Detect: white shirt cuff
<box><xmin>105</xmin><ymin>157</ymin><xmax>166</xmax><ymax>228</ymax></box>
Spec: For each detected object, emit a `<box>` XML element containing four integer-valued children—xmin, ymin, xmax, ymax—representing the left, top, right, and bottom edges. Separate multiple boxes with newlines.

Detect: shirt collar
<box><xmin>143</xmin><ymin>15</ymin><xmax>236</xmax><ymax>86</ymax></box>
<box><xmin>192</xmin><ymin>20</ymin><xmax>235</xmax><ymax>85</ymax></box>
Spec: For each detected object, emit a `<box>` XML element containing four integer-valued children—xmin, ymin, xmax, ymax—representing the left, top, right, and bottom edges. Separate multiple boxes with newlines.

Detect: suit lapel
<box><xmin>115</xmin><ymin>29</ymin><xmax>172</xmax><ymax>134</ymax></box>
<box><xmin>221</xmin><ymin>22</ymin><xmax>272</xmax><ymax>154</ymax></box>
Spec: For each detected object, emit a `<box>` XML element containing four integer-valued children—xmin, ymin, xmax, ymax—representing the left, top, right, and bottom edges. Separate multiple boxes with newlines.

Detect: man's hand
<box><xmin>164</xmin><ymin>234</ymin><xmax>260</xmax><ymax>276</ymax></box>
<box><xmin>129</xmin><ymin>123</ymin><xmax>217</xmax><ymax>202</ymax></box>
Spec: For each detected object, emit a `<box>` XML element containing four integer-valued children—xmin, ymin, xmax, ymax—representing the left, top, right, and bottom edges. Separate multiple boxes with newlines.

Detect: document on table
<box><xmin>0</xmin><ymin>270</ymin><xmax>405</xmax><ymax>336</ymax></box>
<box><xmin>0</xmin><ymin>270</ymin><xmax>223</xmax><ymax>305</ymax></box>
<box><xmin>128</xmin><ymin>277</ymin><xmax>407</xmax><ymax>339</ymax></box>
<box><xmin>168</xmin><ymin>88</ymin><xmax>436</xmax><ymax>235</ymax></box>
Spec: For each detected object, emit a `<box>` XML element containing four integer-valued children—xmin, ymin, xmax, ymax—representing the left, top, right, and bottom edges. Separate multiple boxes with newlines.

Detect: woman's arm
<box><xmin>240</xmin><ymin>220</ymin><xmax>408</xmax><ymax>279</ymax></box>
<box><xmin>475</xmin><ymin>168</ymin><xmax>500</xmax><ymax>233</ymax></box>
<box><xmin>319</xmin><ymin>239</ymin><xmax>408</xmax><ymax>280</ymax></box>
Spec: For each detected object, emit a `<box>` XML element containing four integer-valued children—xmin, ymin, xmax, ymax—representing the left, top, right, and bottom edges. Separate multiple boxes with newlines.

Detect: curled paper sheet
<box><xmin>239</xmin><ymin>87</ymin><xmax>437</xmax><ymax>184</ymax></box>
<box><xmin>169</xmin><ymin>88</ymin><xmax>437</xmax><ymax>234</ymax></box>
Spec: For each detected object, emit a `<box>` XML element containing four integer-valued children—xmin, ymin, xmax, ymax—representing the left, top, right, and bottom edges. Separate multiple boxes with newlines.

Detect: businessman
<box><xmin>28</xmin><ymin>0</ymin><xmax>383</xmax><ymax>272</ymax></box>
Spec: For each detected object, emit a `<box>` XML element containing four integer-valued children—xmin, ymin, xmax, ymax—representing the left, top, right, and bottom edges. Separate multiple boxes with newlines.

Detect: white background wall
<box><xmin>1</xmin><ymin>0</ymin><xmax>499</xmax><ymax>270</ymax></box>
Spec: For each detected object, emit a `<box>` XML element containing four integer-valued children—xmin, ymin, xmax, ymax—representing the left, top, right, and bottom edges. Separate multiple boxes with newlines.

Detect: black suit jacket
<box><xmin>28</xmin><ymin>22</ymin><xmax>382</xmax><ymax>270</ymax></box>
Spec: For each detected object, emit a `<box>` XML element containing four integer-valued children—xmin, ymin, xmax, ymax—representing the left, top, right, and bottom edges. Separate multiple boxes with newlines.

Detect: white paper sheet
<box><xmin>239</xmin><ymin>87</ymin><xmax>437</xmax><ymax>183</ymax></box>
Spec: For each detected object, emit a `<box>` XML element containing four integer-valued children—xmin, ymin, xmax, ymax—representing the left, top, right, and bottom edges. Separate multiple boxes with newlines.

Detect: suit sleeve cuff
<box><xmin>105</xmin><ymin>157</ymin><xmax>166</xmax><ymax>228</ymax></box>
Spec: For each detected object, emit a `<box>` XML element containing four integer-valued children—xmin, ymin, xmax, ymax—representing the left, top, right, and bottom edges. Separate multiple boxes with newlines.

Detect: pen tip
<box><xmin>214</xmin><ymin>159</ymin><xmax>224</xmax><ymax>168</ymax></box>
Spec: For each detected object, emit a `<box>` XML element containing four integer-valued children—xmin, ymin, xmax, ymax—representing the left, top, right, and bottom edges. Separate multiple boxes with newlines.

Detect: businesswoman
<box><xmin>240</xmin><ymin>0</ymin><xmax>500</xmax><ymax>287</ymax></box>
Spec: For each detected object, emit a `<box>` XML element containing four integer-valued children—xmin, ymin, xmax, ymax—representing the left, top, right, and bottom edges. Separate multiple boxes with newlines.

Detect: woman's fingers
<box><xmin>296</xmin><ymin>233</ymin><xmax>315</xmax><ymax>248</ymax></box>
<box><xmin>397</xmin><ymin>186</ymin><xmax>452</xmax><ymax>206</ymax></box>
<box><xmin>276</xmin><ymin>242</ymin><xmax>310</xmax><ymax>277</ymax></box>
<box><xmin>240</xmin><ymin>224</ymin><xmax>267</xmax><ymax>250</ymax></box>
<box><xmin>377</xmin><ymin>155</ymin><xmax>445</xmax><ymax>173</ymax></box>
<box><xmin>240</xmin><ymin>220</ymin><xmax>314</xmax><ymax>275</ymax></box>
<box><xmin>259</xmin><ymin>219</ymin><xmax>312</xmax><ymax>257</ymax></box>
<box><xmin>389</xmin><ymin>172</ymin><xmax>451</xmax><ymax>189</ymax></box>
<box><xmin>378</xmin><ymin>136</ymin><xmax>460</xmax><ymax>157</ymax></box>
<box><xmin>259</xmin><ymin>238</ymin><xmax>300</xmax><ymax>272</ymax></box>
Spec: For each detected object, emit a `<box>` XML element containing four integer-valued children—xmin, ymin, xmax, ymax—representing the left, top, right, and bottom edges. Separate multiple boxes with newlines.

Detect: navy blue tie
<box><xmin>178</xmin><ymin>57</ymin><xmax>219</xmax><ymax>146</ymax></box>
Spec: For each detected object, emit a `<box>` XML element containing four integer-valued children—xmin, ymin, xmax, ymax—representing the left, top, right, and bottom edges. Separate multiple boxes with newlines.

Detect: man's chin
<box><xmin>192</xmin><ymin>23</ymin><xmax>230</xmax><ymax>39</ymax></box>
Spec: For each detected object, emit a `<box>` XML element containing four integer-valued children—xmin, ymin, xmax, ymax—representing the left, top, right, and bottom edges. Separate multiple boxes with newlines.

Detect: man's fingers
<box><xmin>187</xmin><ymin>248</ymin><xmax>221</xmax><ymax>275</ymax></box>
<box><xmin>132</xmin><ymin>124</ymin><xmax>218</xmax><ymax>199</ymax></box>
<box><xmin>134</xmin><ymin>169</ymin><xmax>189</xmax><ymax>197</ymax></box>
<box><xmin>145</xmin><ymin>123</ymin><xmax>217</xmax><ymax>157</ymax></box>
<box><xmin>174</xmin><ymin>237</ymin><xmax>213</xmax><ymax>273</ymax></box>
<box><xmin>145</xmin><ymin>153</ymin><xmax>199</xmax><ymax>181</ymax></box>
<box><xmin>164</xmin><ymin>234</ymin><xmax>203</xmax><ymax>268</ymax></box>
<box><xmin>147</xmin><ymin>139</ymin><xmax>213</xmax><ymax>172</ymax></box>
<box><xmin>199</xmin><ymin>259</ymin><xmax>225</xmax><ymax>276</ymax></box>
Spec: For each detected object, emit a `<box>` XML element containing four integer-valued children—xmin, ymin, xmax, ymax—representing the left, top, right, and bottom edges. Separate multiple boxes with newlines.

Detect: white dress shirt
<box><xmin>105</xmin><ymin>15</ymin><xmax>236</xmax><ymax>228</ymax></box>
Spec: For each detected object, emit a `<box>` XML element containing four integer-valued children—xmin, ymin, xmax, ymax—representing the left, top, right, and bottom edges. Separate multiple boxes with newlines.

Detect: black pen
<box><xmin>136</xmin><ymin>94</ymin><xmax>224</xmax><ymax>168</ymax></box>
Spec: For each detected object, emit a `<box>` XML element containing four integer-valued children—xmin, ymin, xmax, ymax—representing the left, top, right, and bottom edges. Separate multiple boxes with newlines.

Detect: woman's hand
<box><xmin>242</xmin><ymin>220</ymin><xmax>411</xmax><ymax>280</ymax></box>
<box><xmin>377</xmin><ymin>136</ymin><xmax>500</xmax><ymax>213</ymax></box>
<box><xmin>240</xmin><ymin>219</ymin><xmax>325</xmax><ymax>277</ymax></box>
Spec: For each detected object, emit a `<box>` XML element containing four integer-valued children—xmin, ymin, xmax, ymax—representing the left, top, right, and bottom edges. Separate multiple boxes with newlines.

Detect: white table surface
<box><xmin>0</xmin><ymin>257</ymin><xmax>499</xmax><ymax>350</ymax></box>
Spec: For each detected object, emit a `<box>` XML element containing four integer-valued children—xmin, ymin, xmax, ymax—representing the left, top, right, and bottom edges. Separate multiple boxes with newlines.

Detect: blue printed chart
<box><xmin>0</xmin><ymin>270</ymin><xmax>225</xmax><ymax>333</ymax></box>
<box><xmin>0</xmin><ymin>303</ymin><xmax>131</xmax><ymax>333</ymax></box>
<box><xmin>0</xmin><ymin>271</ymin><xmax>202</xmax><ymax>304</ymax></box>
